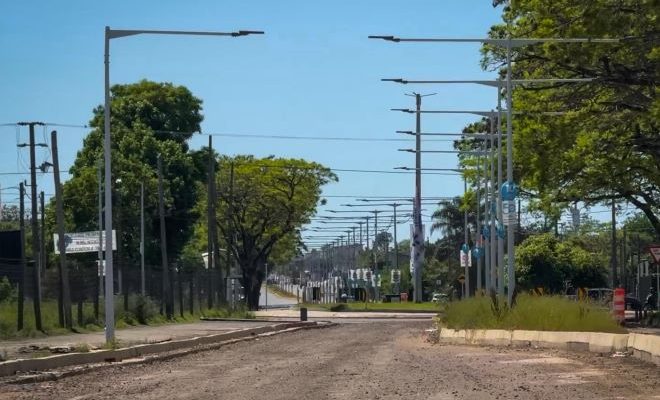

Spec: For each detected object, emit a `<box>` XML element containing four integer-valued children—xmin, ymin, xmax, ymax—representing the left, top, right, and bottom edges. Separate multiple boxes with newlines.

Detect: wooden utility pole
<box><xmin>52</xmin><ymin>130</ymin><xmax>73</xmax><ymax>328</ymax></box>
<box><xmin>39</xmin><ymin>191</ymin><xmax>45</xmax><ymax>283</ymax></box>
<box><xmin>227</xmin><ymin>162</ymin><xmax>235</xmax><ymax>301</ymax></box>
<box><xmin>18</xmin><ymin>122</ymin><xmax>44</xmax><ymax>330</ymax></box>
<box><xmin>157</xmin><ymin>155</ymin><xmax>173</xmax><ymax>319</ymax></box>
<box><xmin>18</xmin><ymin>182</ymin><xmax>25</xmax><ymax>330</ymax></box>
<box><xmin>207</xmin><ymin>136</ymin><xmax>215</xmax><ymax>309</ymax></box>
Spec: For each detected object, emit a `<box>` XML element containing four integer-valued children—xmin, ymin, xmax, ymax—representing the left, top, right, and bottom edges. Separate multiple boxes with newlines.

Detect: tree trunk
<box><xmin>242</xmin><ymin>257</ymin><xmax>265</xmax><ymax>311</ymax></box>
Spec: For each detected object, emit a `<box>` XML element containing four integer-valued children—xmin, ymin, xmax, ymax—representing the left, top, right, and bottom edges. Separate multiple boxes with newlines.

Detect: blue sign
<box><xmin>496</xmin><ymin>222</ymin><xmax>506</xmax><ymax>239</ymax></box>
<box><xmin>500</xmin><ymin>181</ymin><xmax>519</xmax><ymax>201</ymax></box>
<box><xmin>481</xmin><ymin>226</ymin><xmax>490</xmax><ymax>240</ymax></box>
<box><xmin>472</xmin><ymin>247</ymin><xmax>483</xmax><ymax>258</ymax></box>
<box><xmin>461</xmin><ymin>243</ymin><xmax>470</xmax><ymax>253</ymax></box>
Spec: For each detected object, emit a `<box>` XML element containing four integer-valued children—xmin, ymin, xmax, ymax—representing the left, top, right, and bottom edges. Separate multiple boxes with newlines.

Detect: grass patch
<box><xmin>440</xmin><ymin>294</ymin><xmax>625</xmax><ymax>333</ymax></box>
<box><xmin>301</xmin><ymin>301</ymin><xmax>442</xmax><ymax>312</ymax></box>
<box><xmin>200</xmin><ymin>306</ymin><xmax>255</xmax><ymax>320</ymax></box>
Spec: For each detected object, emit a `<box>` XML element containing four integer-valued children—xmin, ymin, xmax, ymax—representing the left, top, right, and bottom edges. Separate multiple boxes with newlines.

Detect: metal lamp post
<box><xmin>103</xmin><ymin>26</ymin><xmax>263</xmax><ymax>344</ymax></box>
<box><xmin>371</xmin><ymin>33</ymin><xmax>619</xmax><ymax>304</ymax></box>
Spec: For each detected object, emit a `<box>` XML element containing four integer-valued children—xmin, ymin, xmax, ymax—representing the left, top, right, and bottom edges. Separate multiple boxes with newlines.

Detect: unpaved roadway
<box><xmin>2</xmin><ymin>322</ymin><xmax>659</xmax><ymax>400</ymax></box>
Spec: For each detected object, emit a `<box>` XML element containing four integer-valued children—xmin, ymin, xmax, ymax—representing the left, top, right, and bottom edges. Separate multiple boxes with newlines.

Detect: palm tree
<box><xmin>431</xmin><ymin>197</ymin><xmax>465</xmax><ymax>237</ymax></box>
<box><xmin>431</xmin><ymin>196</ymin><xmax>478</xmax><ymax>268</ymax></box>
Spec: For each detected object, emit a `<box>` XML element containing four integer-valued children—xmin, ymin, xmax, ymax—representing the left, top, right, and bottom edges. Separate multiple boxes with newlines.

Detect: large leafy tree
<box><xmin>59</xmin><ymin>80</ymin><xmax>203</xmax><ymax>292</ymax></box>
<box><xmin>482</xmin><ymin>0</ymin><xmax>659</xmax><ymax>235</ymax></box>
<box><xmin>201</xmin><ymin>156</ymin><xmax>336</xmax><ymax>310</ymax></box>
<box><xmin>516</xmin><ymin>233</ymin><xmax>608</xmax><ymax>292</ymax></box>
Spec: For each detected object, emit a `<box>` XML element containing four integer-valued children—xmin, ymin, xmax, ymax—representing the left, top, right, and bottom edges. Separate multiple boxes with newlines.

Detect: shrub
<box><xmin>0</xmin><ymin>277</ymin><xmax>16</xmax><ymax>303</ymax></box>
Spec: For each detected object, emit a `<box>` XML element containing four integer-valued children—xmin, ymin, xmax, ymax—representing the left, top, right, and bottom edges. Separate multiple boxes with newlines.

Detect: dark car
<box><xmin>625</xmin><ymin>295</ymin><xmax>642</xmax><ymax>311</ymax></box>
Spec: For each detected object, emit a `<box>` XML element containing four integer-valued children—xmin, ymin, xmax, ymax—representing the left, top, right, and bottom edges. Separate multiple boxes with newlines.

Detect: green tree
<box><xmin>482</xmin><ymin>0</ymin><xmax>659</xmax><ymax>235</ymax></box>
<box><xmin>56</xmin><ymin>80</ymin><xmax>204</xmax><ymax>310</ymax></box>
<box><xmin>205</xmin><ymin>156</ymin><xmax>336</xmax><ymax>310</ymax></box>
<box><xmin>516</xmin><ymin>233</ymin><xmax>608</xmax><ymax>292</ymax></box>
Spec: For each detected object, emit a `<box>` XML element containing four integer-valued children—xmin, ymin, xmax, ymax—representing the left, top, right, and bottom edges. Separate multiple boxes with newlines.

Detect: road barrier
<box><xmin>613</xmin><ymin>287</ymin><xmax>625</xmax><ymax>323</ymax></box>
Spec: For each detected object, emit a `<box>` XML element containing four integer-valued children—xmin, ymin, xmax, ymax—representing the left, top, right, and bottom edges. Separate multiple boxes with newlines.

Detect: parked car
<box><xmin>625</xmin><ymin>295</ymin><xmax>642</xmax><ymax>311</ymax></box>
<box><xmin>431</xmin><ymin>293</ymin><xmax>448</xmax><ymax>304</ymax></box>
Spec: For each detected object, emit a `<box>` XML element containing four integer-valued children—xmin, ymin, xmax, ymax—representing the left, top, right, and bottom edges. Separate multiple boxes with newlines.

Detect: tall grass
<box><xmin>441</xmin><ymin>294</ymin><xmax>625</xmax><ymax>333</ymax></box>
<box><xmin>1</xmin><ymin>295</ymin><xmax>255</xmax><ymax>339</ymax></box>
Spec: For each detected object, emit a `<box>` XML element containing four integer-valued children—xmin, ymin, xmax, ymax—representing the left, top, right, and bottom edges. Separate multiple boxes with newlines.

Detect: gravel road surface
<box><xmin>2</xmin><ymin>322</ymin><xmax>658</xmax><ymax>400</ymax></box>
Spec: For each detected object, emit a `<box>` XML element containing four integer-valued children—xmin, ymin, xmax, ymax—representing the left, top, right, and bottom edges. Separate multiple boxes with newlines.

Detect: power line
<box><xmin>155</xmin><ymin>130</ymin><xmax>455</xmax><ymax>142</ymax></box>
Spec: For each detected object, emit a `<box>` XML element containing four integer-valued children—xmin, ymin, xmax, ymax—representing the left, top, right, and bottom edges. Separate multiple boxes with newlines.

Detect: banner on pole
<box><xmin>409</xmin><ymin>224</ymin><xmax>425</xmax><ymax>274</ymax></box>
<box><xmin>502</xmin><ymin>200</ymin><xmax>516</xmax><ymax>226</ymax></box>
<box><xmin>53</xmin><ymin>230</ymin><xmax>116</xmax><ymax>254</ymax></box>
<box><xmin>391</xmin><ymin>269</ymin><xmax>401</xmax><ymax>284</ymax></box>
<box><xmin>460</xmin><ymin>249</ymin><xmax>472</xmax><ymax>268</ymax></box>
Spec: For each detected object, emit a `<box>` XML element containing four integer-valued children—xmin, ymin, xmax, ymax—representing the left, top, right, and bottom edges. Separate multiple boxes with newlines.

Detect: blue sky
<box><xmin>0</xmin><ymin>0</ymin><xmax>511</xmax><ymax>244</ymax></box>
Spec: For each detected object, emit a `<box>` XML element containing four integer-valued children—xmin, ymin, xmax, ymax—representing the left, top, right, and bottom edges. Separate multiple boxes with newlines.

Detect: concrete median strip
<box><xmin>0</xmin><ymin>321</ymin><xmax>330</xmax><ymax>380</ymax></box>
<box><xmin>438</xmin><ymin>327</ymin><xmax>660</xmax><ymax>366</ymax></box>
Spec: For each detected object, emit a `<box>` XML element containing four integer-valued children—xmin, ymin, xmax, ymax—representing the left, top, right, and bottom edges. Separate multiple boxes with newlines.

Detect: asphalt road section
<box><xmin>259</xmin><ymin>285</ymin><xmax>296</xmax><ymax>308</ymax></box>
<box><xmin>2</xmin><ymin>322</ymin><xmax>659</xmax><ymax>400</ymax></box>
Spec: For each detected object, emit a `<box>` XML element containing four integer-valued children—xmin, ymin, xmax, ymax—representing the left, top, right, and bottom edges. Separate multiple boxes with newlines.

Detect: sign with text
<box><xmin>460</xmin><ymin>249</ymin><xmax>472</xmax><ymax>268</ymax></box>
<box><xmin>391</xmin><ymin>269</ymin><xmax>401</xmax><ymax>284</ymax></box>
<box><xmin>648</xmin><ymin>244</ymin><xmax>660</xmax><ymax>264</ymax></box>
<box><xmin>501</xmin><ymin>200</ymin><xmax>517</xmax><ymax>226</ymax></box>
<box><xmin>53</xmin><ymin>230</ymin><xmax>116</xmax><ymax>254</ymax></box>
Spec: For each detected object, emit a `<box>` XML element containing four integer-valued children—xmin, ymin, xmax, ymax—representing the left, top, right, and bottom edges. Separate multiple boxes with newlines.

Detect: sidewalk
<box><xmin>0</xmin><ymin>320</ymin><xmax>275</xmax><ymax>361</ymax></box>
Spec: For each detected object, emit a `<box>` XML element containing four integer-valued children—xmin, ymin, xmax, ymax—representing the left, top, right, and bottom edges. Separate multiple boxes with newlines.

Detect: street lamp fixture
<box><xmin>102</xmin><ymin>26</ymin><xmax>263</xmax><ymax>344</ymax></box>
<box><xmin>371</xmin><ymin>33</ymin><xmax>619</xmax><ymax>304</ymax></box>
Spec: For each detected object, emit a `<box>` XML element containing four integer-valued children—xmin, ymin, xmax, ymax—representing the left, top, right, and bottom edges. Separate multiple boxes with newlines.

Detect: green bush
<box><xmin>441</xmin><ymin>294</ymin><xmax>625</xmax><ymax>333</ymax></box>
<box><xmin>201</xmin><ymin>305</ymin><xmax>255</xmax><ymax>319</ymax></box>
<box><xmin>0</xmin><ymin>277</ymin><xmax>16</xmax><ymax>303</ymax></box>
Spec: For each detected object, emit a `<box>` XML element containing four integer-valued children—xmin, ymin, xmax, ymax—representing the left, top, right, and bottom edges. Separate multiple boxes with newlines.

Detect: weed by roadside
<box><xmin>440</xmin><ymin>294</ymin><xmax>625</xmax><ymax>333</ymax></box>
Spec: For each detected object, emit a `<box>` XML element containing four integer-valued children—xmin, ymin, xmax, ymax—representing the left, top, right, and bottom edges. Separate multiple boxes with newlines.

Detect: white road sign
<box><xmin>460</xmin><ymin>250</ymin><xmax>472</xmax><ymax>268</ymax></box>
<box><xmin>502</xmin><ymin>200</ymin><xmax>517</xmax><ymax>226</ymax></box>
<box><xmin>53</xmin><ymin>230</ymin><xmax>116</xmax><ymax>254</ymax></box>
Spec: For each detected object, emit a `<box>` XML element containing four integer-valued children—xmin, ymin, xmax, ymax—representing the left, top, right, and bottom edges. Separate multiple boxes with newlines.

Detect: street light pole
<box><xmin>103</xmin><ymin>26</ymin><xmax>263</xmax><ymax>343</ymax></box>
<box><xmin>463</xmin><ymin>176</ymin><xmax>469</xmax><ymax>298</ymax></box>
<box><xmin>476</xmin><ymin>146</ymin><xmax>482</xmax><ymax>293</ymax></box>
<box><xmin>497</xmin><ymin>84</ymin><xmax>505</xmax><ymax>298</ymax></box>
<box><xmin>505</xmin><ymin>38</ymin><xmax>516</xmax><ymax>305</ymax></box>
<box><xmin>413</xmin><ymin>93</ymin><xmax>424</xmax><ymax>302</ymax></box>
<box><xmin>393</xmin><ymin>203</ymin><xmax>399</xmax><ymax>272</ymax></box>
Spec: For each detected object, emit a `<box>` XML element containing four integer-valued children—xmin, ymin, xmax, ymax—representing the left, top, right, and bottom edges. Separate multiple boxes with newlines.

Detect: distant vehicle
<box><xmin>587</xmin><ymin>288</ymin><xmax>613</xmax><ymax>306</ymax></box>
<box><xmin>431</xmin><ymin>293</ymin><xmax>448</xmax><ymax>304</ymax></box>
<box><xmin>625</xmin><ymin>296</ymin><xmax>642</xmax><ymax>311</ymax></box>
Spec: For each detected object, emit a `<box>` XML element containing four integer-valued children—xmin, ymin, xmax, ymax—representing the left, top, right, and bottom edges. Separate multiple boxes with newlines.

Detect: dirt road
<box><xmin>2</xmin><ymin>322</ymin><xmax>659</xmax><ymax>399</ymax></box>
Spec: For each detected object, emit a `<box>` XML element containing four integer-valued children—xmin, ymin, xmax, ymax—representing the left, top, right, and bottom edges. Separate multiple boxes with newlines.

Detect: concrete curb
<box><xmin>0</xmin><ymin>322</ymin><xmax>322</xmax><ymax>378</ymax></box>
<box><xmin>438</xmin><ymin>327</ymin><xmax>659</xmax><ymax>366</ymax></box>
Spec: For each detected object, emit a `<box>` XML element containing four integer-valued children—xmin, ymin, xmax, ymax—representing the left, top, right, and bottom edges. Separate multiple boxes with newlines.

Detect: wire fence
<box><xmin>0</xmin><ymin>255</ymin><xmax>240</xmax><ymax>334</ymax></box>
